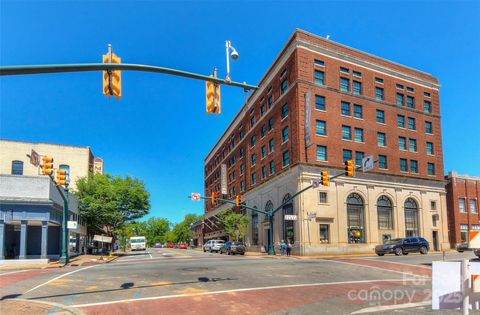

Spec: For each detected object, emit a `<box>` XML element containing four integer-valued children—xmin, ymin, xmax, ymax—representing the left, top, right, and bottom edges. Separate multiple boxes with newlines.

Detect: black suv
<box><xmin>375</xmin><ymin>237</ymin><xmax>429</xmax><ymax>256</ymax></box>
<box><xmin>219</xmin><ymin>241</ymin><xmax>246</xmax><ymax>255</ymax></box>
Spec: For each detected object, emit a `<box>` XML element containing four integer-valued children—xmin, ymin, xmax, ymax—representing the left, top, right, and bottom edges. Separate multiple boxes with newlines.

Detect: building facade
<box><xmin>203</xmin><ymin>29</ymin><xmax>449</xmax><ymax>255</ymax></box>
<box><xmin>446</xmin><ymin>171</ymin><xmax>480</xmax><ymax>247</ymax></box>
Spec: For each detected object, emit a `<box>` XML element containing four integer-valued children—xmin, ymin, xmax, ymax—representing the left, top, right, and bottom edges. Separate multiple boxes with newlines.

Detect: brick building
<box><xmin>446</xmin><ymin>171</ymin><xmax>480</xmax><ymax>247</ymax></box>
<box><xmin>203</xmin><ymin>29</ymin><xmax>449</xmax><ymax>255</ymax></box>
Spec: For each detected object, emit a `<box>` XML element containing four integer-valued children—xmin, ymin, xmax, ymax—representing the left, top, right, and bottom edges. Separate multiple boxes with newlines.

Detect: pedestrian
<box><xmin>286</xmin><ymin>240</ymin><xmax>292</xmax><ymax>256</ymax></box>
<box><xmin>280</xmin><ymin>240</ymin><xmax>286</xmax><ymax>256</ymax></box>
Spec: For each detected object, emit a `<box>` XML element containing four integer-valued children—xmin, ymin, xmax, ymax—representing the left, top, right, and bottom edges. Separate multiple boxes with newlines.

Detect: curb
<box><xmin>1</xmin><ymin>298</ymin><xmax>85</xmax><ymax>315</ymax></box>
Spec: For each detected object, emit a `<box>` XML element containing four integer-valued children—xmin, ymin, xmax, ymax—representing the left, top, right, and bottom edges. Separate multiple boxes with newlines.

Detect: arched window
<box><xmin>11</xmin><ymin>160</ymin><xmax>24</xmax><ymax>175</ymax></box>
<box><xmin>404</xmin><ymin>198</ymin><xmax>419</xmax><ymax>237</ymax></box>
<box><xmin>282</xmin><ymin>194</ymin><xmax>294</xmax><ymax>243</ymax></box>
<box><xmin>377</xmin><ymin>196</ymin><xmax>393</xmax><ymax>230</ymax></box>
<box><xmin>347</xmin><ymin>193</ymin><xmax>365</xmax><ymax>243</ymax></box>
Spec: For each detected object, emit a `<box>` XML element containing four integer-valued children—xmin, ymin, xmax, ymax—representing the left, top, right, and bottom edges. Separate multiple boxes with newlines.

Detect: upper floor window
<box><xmin>342</xmin><ymin>125</ymin><xmax>352</xmax><ymax>140</ymax></box>
<box><xmin>314</xmin><ymin>59</ymin><xmax>325</xmax><ymax>66</ymax></box>
<box><xmin>409</xmin><ymin>138</ymin><xmax>417</xmax><ymax>152</ymax></box>
<box><xmin>269</xmin><ymin>160</ymin><xmax>275</xmax><ymax>175</ymax></box>
<box><xmin>397</xmin><ymin>115</ymin><xmax>405</xmax><ymax>128</ymax></box>
<box><xmin>239</xmin><ymin>130</ymin><xmax>245</xmax><ymax>140</ymax></box>
<box><xmin>353</xmin><ymin>70</ymin><xmax>362</xmax><ymax>78</ymax></box>
<box><xmin>354</xmin><ymin>128</ymin><xmax>364</xmax><ymax>143</ymax></box>
<box><xmin>470</xmin><ymin>199</ymin><xmax>477</xmax><ymax>214</ymax></box>
<box><xmin>261</xmin><ymin>124</ymin><xmax>266</xmax><ymax>138</ymax></box>
<box><xmin>376</xmin><ymin>110</ymin><xmax>385</xmax><ymax>124</ymax></box>
<box><xmin>353</xmin><ymin>81</ymin><xmax>362</xmax><ymax>95</ymax></box>
<box><xmin>375</xmin><ymin>87</ymin><xmax>384</xmax><ymax>101</ymax></box>
<box><xmin>261</xmin><ymin>145</ymin><xmax>267</xmax><ymax>159</ymax></box>
<box><xmin>340</xmin><ymin>77</ymin><xmax>350</xmax><ymax>92</ymax></box>
<box><xmin>424</xmin><ymin>91</ymin><xmax>431</xmax><ymax>98</ymax></box>
<box><xmin>269</xmin><ymin>138</ymin><xmax>275</xmax><ymax>153</ymax></box>
<box><xmin>281</xmin><ymin>103</ymin><xmax>289</xmax><ymax>119</ymax></box>
<box><xmin>282</xmin><ymin>151</ymin><xmax>290</xmax><ymax>167</ymax></box>
<box><xmin>408</xmin><ymin>117</ymin><xmax>416</xmax><ymax>130</ymax></box>
<box><xmin>427</xmin><ymin>162</ymin><xmax>435</xmax><ymax>176</ymax></box>
<box><xmin>314</xmin><ymin>70</ymin><xmax>324</xmax><ymax>85</ymax></box>
<box><xmin>425</xmin><ymin>121</ymin><xmax>433</xmax><ymax>134</ymax></box>
<box><xmin>342</xmin><ymin>149</ymin><xmax>352</xmax><ymax>162</ymax></box>
<box><xmin>268</xmin><ymin>117</ymin><xmax>274</xmax><ymax>131</ymax></box>
<box><xmin>11</xmin><ymin>160</ymin><xmax>24</xmax><ymax>175</ymax></box>
<box><xmin>396</xmin><ymin>83</ymin><xmax>404</xmax><ymax>90</ymax></box>
<box><xmin>399</xmin><ymin>136</ymin><xmax>407</xmax><ymax>150</ymax></box>
<box><xmin>239</xmin><ymin>147</ymin><xmax>245</xmax><ymax>158</ymax></box>
<box><xmin>407</xmin><ymin>96</ymin><xmax>415</xmax><ymax>108</ymax></box>
<box><xmin>268</xmin><ymin>96</ymin><xmax>273</xmax><ymax>108</ymax></box>
<box><xmin>424</xmin><ymin>101</ymin><xmax>432</xmax><ymax>113</ymax></box>
<box><xmin>251</xmin><ymin>172</ymin><xmax>257</xmax><ymax>185</ymax></box>
<box><xmin>251</xmin><ymin>154</ymin><xmax>257</xmax><ymax>166</ymax></box>
<box><xmin>316</xmin><ymin>120</ymin><xmax>326</xmax><ymax>136</ymax></box>
<box><xmin>340</xmin><ymin>67</ymin><xmax>350</xmax><ymax>74</ymax></box>
<box><xmin>282</xmin><ymin>126</ymin><xmax>289</xmax><ymax>142</ymax></box>
<box><xmin>426</xmin><ymin>142</ymin><xmax>434</xmax><ymax>155</ymax></box>
<box><xmin>375</xmin><ymin>77</ymin><xmax>384</xmax><ymax>84</ymax></box>
<box><xmin>410</xmin><ymin>160</ymin><xmax>418</xmax><ymax>173</ymax></box>
<box><xmin>378</xmin><ymin>155</ymin><xmax>388</xmax><ymax>169</ymax></box>
<box><xmin>315</xmin><ymin>95</ymin><xmax>326</xmax><ymax>111</ymax></box>
<box><xmin>317</xmin><ymin>145</ymin><xmax>327</xmax><ymax>161</ymax></box>
<box><xmin>341</xmin><ymin>101</ymin><xmax>351</xmax><ymax>116</ymax></box>
<box><xmin>377</xmin><ymin>132</ymin><xmax>386</xmax><ymax>147</ymax></box>
<box><xmin>281</xmin><ymin>79</ymin><xmax>288</xmax><ymax>94</ymax></box>
<box><xmin>396</xmin><ymin>93</ymin><xmax>404</xmax><ymax>106</ymax></box>
<box><xmin>250</xmin><ymin>135</ymin><xmax>256</xmax><ymax>147</ymax></box>
<box><xmin>353</xmin><ymin>104</ymin><xmax>363</xmax><ymax>119</ymax></box>
<box><xmin>260</xmin><ymin>104</ymin><xmax>266</xmax><ymax>116</ymax></box>
<box><xmin>407</xmin><ymin>87</ymin><xmax>414</xmax><ymax>93</ymax></box>
<box><xmin>355</xmin><ymin>151</ymin><xmax>364</xmax><ymax>166</ymax></box>
<box><xmin>400</xmin><ymin>158</ymin><xmax>408</xmax><ymax>172</ymax></box>
<box><xmin>250</xmin><ymin>116</ymin><xmax>255</xmax><ymax>127</ymax></box>
<box><xmin>459</xmin><ymin>198</ymin><xmax>466</xmax><ymax>213</ymax></box>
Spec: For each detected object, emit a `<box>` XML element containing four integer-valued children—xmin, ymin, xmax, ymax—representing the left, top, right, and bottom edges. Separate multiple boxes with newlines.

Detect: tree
<box><xmin>218</xmin><ymin>209</ymin><xmax>249</xmax><ymax>242</ymax></box>
<box><xmin>170</xmin><ymin>213</ymin><xmax>202</xmax><ymax>243</ymax></box>
<box><xmin>74</xmin><ymin>173</ymin><xmax>150</xmax><ymax>243</ymax></box>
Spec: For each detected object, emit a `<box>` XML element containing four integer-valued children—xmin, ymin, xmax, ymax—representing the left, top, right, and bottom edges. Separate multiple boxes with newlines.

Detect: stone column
<box><xmin>0</xmin><ymin>220</ymin><xmax>5</xmax><ymax>259</ymax></box>
<box><xmin>41</xmin><ymin>221</ymin><xmax>48</xmax><ymax>259</ymax></box>
<box><xmin>19</xmin><ymin>220</ymin><xmax>28</xmax><ymax>259</ymax></box>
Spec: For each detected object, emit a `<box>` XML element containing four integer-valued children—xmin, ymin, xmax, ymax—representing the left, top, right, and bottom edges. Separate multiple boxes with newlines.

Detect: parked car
<box><xmin>474</xmin><ymin>249</ymin><xmax>480</xmax><ymax>258</ymax></box>
<box><xmin>219</xmin><ymin>241</ymin><xmax>246</xmax><ymax>255</ymax></box>
<box><xmin>166</xmin><ymin>243</ymin><xmax>174</xmax><ymax>248</ymax></box>
<box><xmin>154</xmin><ymin>243</ymin><xmax>162</xmax><ymax>248</ymax></box>
<box><xmin>375</xmin><ymin>237</ymin><xmax>429</xmax><ymax>256</ymax></box>
<box><xmin>456</xmin><ymin>242</ymin><xmax>471</xmax><ymax>253</ymax></box>
<box><xmin>178</xmin><ymin>244</ymin><xmax>188</xmax><ymax>249</ymax></box>
<box><xmin>203</xmin><ymin>240</ymin><xmax>225</xmax><ymax>253</ymax></box>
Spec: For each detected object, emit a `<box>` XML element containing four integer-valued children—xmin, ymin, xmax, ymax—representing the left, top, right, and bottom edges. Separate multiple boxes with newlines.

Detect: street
<box><xmin>1</xmin><ymin>249</ymin><xmax>474</xmax><ymax>314</ymax></box>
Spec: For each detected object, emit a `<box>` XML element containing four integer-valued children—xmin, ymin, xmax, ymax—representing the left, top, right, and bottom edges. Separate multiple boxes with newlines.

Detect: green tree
<box><xmin>218</xmin><ymin>209</ymin><xmax>249</xmax><ymax>241</ymax></box>
<box><xmin>170</xmin><ymin>213</ymin><xmax>202</xmax><ymax>243</ymax></box>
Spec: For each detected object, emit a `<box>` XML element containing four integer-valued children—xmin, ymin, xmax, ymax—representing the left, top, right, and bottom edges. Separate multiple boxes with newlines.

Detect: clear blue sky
<box><xmin>1</xmin><ymin>1</ymin><xmax>479</xmax><ymax>224</ymax></box>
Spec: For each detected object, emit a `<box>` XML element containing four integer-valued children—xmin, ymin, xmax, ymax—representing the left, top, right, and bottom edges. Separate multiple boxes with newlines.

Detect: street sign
<box><xmin>191</xmin><ymin>193</ymin><xmax>201</xmax><ymax>201</ymax></box>
<box><xmin>221</xmin><ymin>164</ymin><xmax>227</xmax><ymax>195</ymax></box>
<box><xmin>284</xmin><ymin>215</ymin><xmax>297</xmax><ymax>221</ymax></box>
<box><xmin>93</xmin><ymin>235</ymin><xmax>113</xmax><ymax>243</ymax></box>
<box><xmin>469</xmin><ymin>231</ymin><xmax>480</xmax><ymax>248</ymax></box>
<box><xmin>362</xmin><ymin>155</ymin><xmax>374</xmax><ymax>172</ymax></box>
<box><xmin>307</xmin><ymin>213</ymin><xmax>317</xmax><ymax>220</ymax></box>
<box><xmin>311</xmin><ymin>179</ymin><xmax>321</xmax><ymax>188</ymax></box>
<box><xmin>67</xmin><ymin>221</ymin><xmax>78</xmax><ymax>229</ymax></box>
<box><xmin>30</xmin><ymin>149</ymin><xmax>40</xmax><ymax>167</ymax></box>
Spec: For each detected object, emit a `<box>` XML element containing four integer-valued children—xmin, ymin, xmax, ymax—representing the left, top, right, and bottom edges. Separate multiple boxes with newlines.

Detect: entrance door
<box><xmin>432</xmin><ymin>231</ymin><xmax>439</xmax><ymax>251</ymax></box>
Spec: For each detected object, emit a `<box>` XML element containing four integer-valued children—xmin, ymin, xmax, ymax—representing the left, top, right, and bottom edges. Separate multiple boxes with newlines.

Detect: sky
<box><xmin>1</xmin><ymin>0</ymin><xmax>479</xmax><ymax>224</ymax></box>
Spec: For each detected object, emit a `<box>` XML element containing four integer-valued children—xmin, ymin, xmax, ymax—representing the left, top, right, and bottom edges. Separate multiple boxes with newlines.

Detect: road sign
<box><xmin>307</xmin><ymin>213</ymin><xmax>317</xmax><ymax>220</ymax></box>
<box><xmin>362</xmin><ymin>155</ymin><xmax>374</xmax><ymax>172</ymax></box>
<box><xmin>191</xmin><ymin>193</ymin><xmax>201</xmax><ymax>201</ymax></box>
<box><xmin>284</xmin><ymin>215</ymin><xmax>297</xmax><ymax>221</ymax></box>
<box><xmin>30</xmin><ymin>149</ymin><xmax>40</xmax><ymax>167</ymax></box>
<box><xmin>311</xmin><ymin>179</ymin><xmax>321</xmax><ymax>188</ymax></box>
<box><xmin>221</xmin><ymin>164</ymin><xmax>227</xmax><ymax>195</ymax></box>
<box><xmin>93</xmin><ymin>235</ymin><xmax>113</xmax><ymax>243</ymax></box>
<box><xmin>67</xmin><ymin>221</ymin><xmax>78</xmax><ymax>229</ymax></box>
<box><xmin>469</xmin><ymin>231</ymin><xmax>480</xmax><ymax>248</ymax></box>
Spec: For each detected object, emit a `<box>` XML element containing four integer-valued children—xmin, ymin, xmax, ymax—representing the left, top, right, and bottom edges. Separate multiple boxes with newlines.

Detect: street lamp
<box><xmin>225</xmin><ymin>40</ymin><xmax>239</xmax><ymax>82</ymax></box>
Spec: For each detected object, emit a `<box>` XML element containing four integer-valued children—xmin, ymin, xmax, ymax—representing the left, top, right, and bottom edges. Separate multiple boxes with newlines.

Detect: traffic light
<box><xmin>206</xmin><ymin>77</ymin><xmax>221</xmax><ymax>114</ymax></box>
<box><xmin>102</xmin><ymin>52</ymin><xmax>122</xmax><ymax>100</ymax></box>
<box><xmin>55</xmin><ymin>169</ymin><xmax>67</xmax><ymax>186</ymax></box>
<box><xmin>41</xmin><ymin>156</ymin><xmax>54</xmax><ymax>175</ymax></box>
<box><xmin>321</xmin><ymin>170</ymin><xmax>329</xmax><ymax>186</ymax></box>
<box><xmin>235</xmin><ymin>195</ymin><xmax>241</xmax><ymax>207</ymax></box>
<box><xmin>345</xmin><ymin>160</ymin><xmax>355</xmax><ymax>177</ymax></box>
<box><xmin>211</xmin><ymin>192</ymin><xmax>217</xmax><ymax>205</ymax></box>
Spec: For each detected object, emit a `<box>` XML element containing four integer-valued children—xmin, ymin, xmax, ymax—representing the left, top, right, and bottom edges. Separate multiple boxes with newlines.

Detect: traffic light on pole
<box><xmin>211</xmin><ymin>192</ymin><xmax>217</xmax><ymax>205</ymax></box>
<box><xmin>321</xmin><ymin>170</ymin><xmax>329</xmax><ymax>186</ymax></box>
<box><xmin>206</xmin><ymin>76</ymin><xmax>221</xmax><ymax>115</ymax></box>
<box><xmin>55</xmin><ymin>169</ymin><xmax>67</xmax><ymax>186</ymax></box>
<box><xmin>41</xmin><ymin>156</ymin><xmax>54</xmax><ymax>175</ymax></box>
<box><xmin>102</xmin><ymin>51</ymin><xmax>122</xmax><ymax>100</ymax></box>
<box><xmin>235</xmin><ymin>195</ymin><xmax>241</xmax><ymax>207</ymax></box>
<box><xmin>345</xmin><ymin>160</ymin><xmax>355</xmax><ymax>177</ymax></box>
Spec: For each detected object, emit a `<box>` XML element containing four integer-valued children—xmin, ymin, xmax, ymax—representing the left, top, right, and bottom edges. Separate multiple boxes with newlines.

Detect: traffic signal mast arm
<box><xmin>0</xmin><ymin>63</ymin><xmax>258</xmax><ymax>91</ymax></box>
<box><xmin>190</xmin><ymin>195</ymin><xmax>268</xmax><ymax>216</ymax></box>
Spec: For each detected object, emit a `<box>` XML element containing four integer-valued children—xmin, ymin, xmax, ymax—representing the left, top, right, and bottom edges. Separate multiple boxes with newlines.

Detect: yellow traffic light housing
<box><xmin>102</xmin><ymin>51</ymin><xmax>122</xmax><ymax>100</ymax></box>
<box><xmin>235</xmin><ymin>195</ymin><xmax>241</xmax><ymax>207</ymax></box>
<box><xmin>206</xmin><ymin>76</ymin><xmax>220</xmax><ymax>114</ymax></box>
<box><xmin>41</xmin><ymin>156</ymin><xmax>54</xmax><ymax>175</ymax></box>
<box><xmin>211</xmin><ymin>192</ymin><xmax>217</xmax><ymax>205</ymax></box>
<box><xmin>55</xmin><ymin>169</ymin><xmax>67</xmax><ymax>186</ymax></box>
<box><xmin>321</xmin><ymin>170</ymin><xmax>329</xmax><ymax>186</ymax></box>
<box><xmin>345</xmin><ymin>160</ymin><xmax>355</xmax><ymax>177</ymax></box>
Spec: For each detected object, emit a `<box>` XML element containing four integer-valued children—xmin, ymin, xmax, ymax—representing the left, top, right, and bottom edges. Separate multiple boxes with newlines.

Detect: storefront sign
<box><xmin>67</xmin><ymin>221</ymin><xmax>78</xmax><ymax>229</ymax></box>
<box><xmin>284</xmin><ymin>215</ymin><xmax>297</xmax><ymax>221</ymax></box>
<box><xmin>93</xmin><ymin>235</ymin><xmax>113</xmax><ymax>243</ymax></box>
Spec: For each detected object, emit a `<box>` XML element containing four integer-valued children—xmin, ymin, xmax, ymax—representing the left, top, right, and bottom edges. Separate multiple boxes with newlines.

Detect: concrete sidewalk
<box><xmin>0</xmin><ymin>254</ymin><xmax>120</xmax><ymax>271</ymax></box>
<box><xmin>0</xmin><ymin>299</ymin><xmax>84</xmax><ymax>315</ymax></box>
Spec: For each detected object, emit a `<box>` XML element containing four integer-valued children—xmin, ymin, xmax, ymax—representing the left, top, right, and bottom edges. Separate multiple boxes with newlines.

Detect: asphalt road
<box><xmin>1</xmin><ymin>249</ymin><xmax>473</xmax><ymax>314</ymax></box>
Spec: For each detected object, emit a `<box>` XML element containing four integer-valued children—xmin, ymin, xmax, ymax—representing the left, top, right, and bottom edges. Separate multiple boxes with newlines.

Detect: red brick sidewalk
<box><xmin>0</xmin><ymin>299</ymin><xmax>84</xmax><ymax>315</ymax></box>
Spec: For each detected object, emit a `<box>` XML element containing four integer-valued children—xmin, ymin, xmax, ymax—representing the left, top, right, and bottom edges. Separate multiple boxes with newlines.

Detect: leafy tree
<box><xmin>218</xmin><ymin>209</ymin><xmax>249</xmax><ymax>241</ymax></box>
<box><xmin>170</xmin><ymin>213</ymin><xmax>202</xmax><ymax>243</ymax></box>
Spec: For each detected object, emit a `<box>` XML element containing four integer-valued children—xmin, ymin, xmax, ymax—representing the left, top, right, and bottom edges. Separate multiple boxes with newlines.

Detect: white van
<box><xmin>130</xmin><ymin>236</ymin><xmax>146</xmax><ymax>251</ymax></box>
<box><xmin>203</xmin><ymin>240</ymin><xmax>225</xmax><ymax>253</ymax></box>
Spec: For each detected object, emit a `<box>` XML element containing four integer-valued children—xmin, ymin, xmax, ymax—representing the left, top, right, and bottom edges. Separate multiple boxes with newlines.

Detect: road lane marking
<box><xmin>148</xmin><ymin>251</ymin><xmax>153</xmax><ymax>259</ymax></box>
<box><xmin>359</xmin><ymin>258</ymin><xmax>432</xmax><ymax>270</ymax></box>
<box><xmin>322</xmin><ymin>259</ymin><xmax>431</xmax><ymax>278</ymax></box>
<box><xmin>25</xmin><ymin>265</ymin><xmax>97</xmax><ymax>294</ymax></box>
<box><xmin>350</xmin><ymin>300</ymin><xmax>430</xmax><ymax>314</ymax></box>
<box><xmin>0</xmin><ymin>269</ymin><xmax>34</xmax><ymax>276</ymax></box>
<box><xmin>161</xmin><ymin>248</ymin><xmax>190</xmax><ymax>257</ymax></box>
<box><xmin>73</xmin><ymin>278</ymin><xmax>411</xmax><ymax>308</ymax></box>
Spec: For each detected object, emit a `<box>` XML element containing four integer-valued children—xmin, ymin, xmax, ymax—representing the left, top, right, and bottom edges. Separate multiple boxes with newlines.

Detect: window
<box><xmin>355</xmin><ymin>151</ymin><xmax>364</xmax><ymax>167</ymax></box>
<box><xmin>410</xmin><ymin>160</ymin><xmax>418</xmax><ymax>173</ymax></box>
<box><xmin>261</xmin><ymin>146</ymin><xmax>266</xmax><ymax>159</ymax></box>
<box><xmin>261</xmin><ymin>124</ymin><xmax>266</xmax><ymax>138</ymax></box>
<box><xmin>376</xmin><ymin>110</ymin><xmax>385</xmax><ymax>123</ymax></box>
<box><xmin>431</xmin><ymin>201</ymin><xmax>437</xmax><ymax>210</ymax></box>
<box><xmin>399</xmin><ymin>137</ymin><xmax>407</xmax><ymax>150</ymax></box>
<box><xmin>347</xmin><ymin>193</ymin><xmax>366</xmax><ymax>243</ymax></box>
<box><xmin>240</xmin><ymin>164</ymin><xmax>244</xmax><ymax>175</ymax></box>
<box><xmin>407</xmin><ymin>96</ymin><xmax>415</xmax><ymax>108</ymax></box>
<box><xmin>239</xmin><ymin>147</ymin><xmax>245</xmax><ymax>158</ymax></box>
<box><xmin>314</xmin><ymin>59</ymin><xmax>325</xmax><ymax>66</ymax></box>
<box><xmin>353</xmin><ymin>104</ymin><xmax>363</xmax><ymax>119</ymax></box>
<box><xmin>405</xmin><ymin>198</ymin><xmax>420</xmax><ymax>237</ymax></box>
<box><xmin>353</xmin><ymin>70</ymin><xmax>362</xmax><ymax>78</ymax></box>
<box><xmin>319</xmin><ymin>192</ymin><xmax>328</xmax><ymax>203</ymax></box>
<box><xmin>314</xmin><ymin>70</ymin><xmax>324</xmax><ymax>85</ymax></box>
<box><xmin>408</xmin><ymin>117</ymin><xmax>416</xmax><ymax>130</ymax></box>
<box><xmin>269</xmin><ymin>139</ymin><xmax>274</xmax><ymax>153</ymax></box>
<box><xmin>353</xmin><ymin>81</ymin><xmax>362</xmax><ymax>95</ymax></box>
<box><xmin>280</xmin><ymin>68</ymin><xmax>287</xmax><ymax>77</ymax></box>
<box><xmin>251</xmin><ymin>154</ymin><xmax>256</xmax><ymax>166</ymax></box>
<box><xmin>377</xmin><ymin>196</ymin><xmax>393</xmax><ymax>230</ymax></box>
<box><xmin>397</xmin><ymin>115</ymin><xmax>405</xmax><ymax>128</ymax></box>
<box><xmin>396</xmin><ymin>93</ymin><xmax>404</xmax><ymax>106</ymax></box>
<box><xmin>315</xmin><ymin>95</ymin><xmax>326</xmax><ymax>111</ymax></box>
<box><xmin>11</xmin><ymin>160</ymin><xmax>24</xmax><ymax>175</ymax></box>
<box><xmin>340</xmin><ymin>77</ymin><xmax>350</xmax><ymax>92</ymax></box>
<box><xmin>282</xmin><ymin>194</ymin><xmax>294</xmax><ymax>243</ymax></box>
<box><xmin>239</xmin><ymin>130</ymin><xmax>245</xmax><ymax>140</ymax></box>
<box><xmin>282</xmin><ymin>126</ymin><xmax>289</xmax><ymax>142</ymax></box>
<box><xmin>340</xmin><ymin>67</ymin><xmax>349</xmax><ymax>74</ymax></box>
<box><xmin>251</xmin><ymin>172</ymin><xmax>257</xmax><ymax>185</ymax></box>
<box><xmin>250</xmin><ymin>135</ymin><xmax>256</xmax><ymax>147</ymax></box>
<box><xmin>281</xmin><ymin>79</ymin><xmax>288</xmax><ymax>94</ymax></box>
<box><xmin>317</xmin><ymin>145</ymin><xmax>327</xmax><ymax>161</ymax></box>
<box><xmin>378</xmin><ymin>155</ymin><xmax>387</xmax><ymax>169</ymax></box>
<box><xmin>343</xmin><ymin>149</ymin><xmax>352</xmax><ymax>162</ymax></box>
<box><xmin>316</xmin><ymin>120</ymin><xmax>326</xmax><ymax>136</ymax></box>
<box><xmin>250</xmin><ymin>116</ymin><xmax>255</xmax><ymax>127</ymax></box>
<box><xmin>268</xmin><ymin>96</ymin><xmax>273</xmax><ymax>108</ymax></box>
<box><xmin>262</xmin><ymin>166</ymin><xmax>267</xmax><ymax>179</ymax></box>
<box><xmin>425</xmin><ymin>121</ymin><xmax>433</xmax><ymax>134</ymax></box>
<box><xmin>459</xmin><ymin>198</ymin><xmax>466</xmax><ymax>213</ymax></box>
<box><xmin>269</xmin><ymin>160</ymin><xmax>275</xmax><ymax>175</ymax></box>
<box><xmin>282</xmin><ymin>151</ymin><xmax>290</xmax><ymax>167</ymax></box>
<box><xmin>342</xmin><ymin>125</ymin><xmax>352</xmax><ymax>140</ymax></box>
<box><xmin>427</xmin><ymin>162</ymin><xmax>435</xmax><ymax>175</ymax></box>
<box><xmin>281</xmin><ymin>103</ymin><xmax>289</xmax><ymax>119</ymax></box>
<box><xmin>461</xmin><ymin>224</ymin><xmax>468</xmax><ymax>242</ymax></box>
<box><xmin>424</xmin><ymin>91</ymin><xmax>431</xmax><ymax>97</ymax></box>
<box><xmin>375</xmin><ymin>87</ymin><xmax>384</xmax><ymax>100</ymax></box>
<box><xmin>426</xmin><ymin>142</ymin><xmax>434</xmax><ymax>155</ymax></box>
<box><xmin>409</xmin><ymin>138</ymin><xmax>417</xmax><ymax>152</ymax></box>
<box><xmin>377</xmin><ymin>132</ymin><xmax>386</xmax><ymax>146</ymax></box>
<box><xmin>407</xmin><ymin>87</ymin><xmax>414</xmax><ymax>93</ymax></box>
<box><xmin>268</xmin><ymin>117</ymin><xmax>274</xmax><ymax>131</ymax></box>
<box><xmin>396</xmin><ymin>83</ymin><xmax>404</xmax><ymax>90</ymax></box>
<box><xmin>354</xmin><ymin>128</ymin><xmax>364</xmax><ymax>143</ymax></box>
<box><xmin>424</xmin><ymin>100</ymin><xmax>431</xmax><ymax>113</ymax></box>
<box><xmin>470</xmin><ymin>199</ymin><xmax>477</xmax><ymax>214</ymax></box>
<box><xmin>375</xmin><ymin>77</ymin><xmax>384</xmax><ymax>84</ymax></box>
<box><xmin>260</xmin><ymin>104</ymin><xmax>266</xmax><ymax>116</ymax></box>
<box><xmin>400</xmin><ymin>158</ymin><xmax>408</xmax><ymax>172</ymax></box>
<box><xmin>341</xmin><ymin>101</ymin><xmax>350</xmax><ymax>116</ymax></box>
<box><xmin>319</xmin><ymin>224</ymin><xmax>330</xmax><ymax>243</ymax></box>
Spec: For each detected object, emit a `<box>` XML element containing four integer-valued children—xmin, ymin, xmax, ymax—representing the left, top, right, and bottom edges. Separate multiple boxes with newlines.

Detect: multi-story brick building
<box><xmin>203</xmin><ymin>29</ymin><xmax>449</xmax><ymax>255</ymax></box>
<box><xmin>446</xmin><ymin>171</ymin><xmax>480</xmax><ymax>248</ymax></box>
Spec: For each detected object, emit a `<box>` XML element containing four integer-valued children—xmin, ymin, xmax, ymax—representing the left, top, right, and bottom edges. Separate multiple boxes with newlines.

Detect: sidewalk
<box><xmin>0</xmin><ymin>254</ymin><xmax>120</xmax><ymax>271</ymax></box>
<box><xmin>0</xmin><ymin>299</ymin><xmax>84</xmax><ymax>315</ymax></box>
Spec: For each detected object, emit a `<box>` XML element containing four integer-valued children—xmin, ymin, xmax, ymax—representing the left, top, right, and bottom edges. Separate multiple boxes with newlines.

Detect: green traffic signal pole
<box><xmin>49</xmin><ymin>176</ymin><xmax>69</xmax><ymax>264</ymax></box>
<box><xmin>0</xmin><ymin>63</ymin><xmax>258</xmax><ymax>91</ymax></box>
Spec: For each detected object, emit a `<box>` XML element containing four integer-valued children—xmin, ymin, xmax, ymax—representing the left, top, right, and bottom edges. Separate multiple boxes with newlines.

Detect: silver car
<box><xmin>203</xmin><ymin>240</ymin><xmax>225</xmax><ymax>253</ymax></box>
